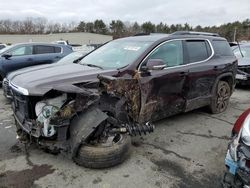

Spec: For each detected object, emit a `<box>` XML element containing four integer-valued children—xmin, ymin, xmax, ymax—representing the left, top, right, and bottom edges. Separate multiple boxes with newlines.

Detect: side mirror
<box><xmin>1</xmin><ymin>53</ymin><xmax>12</xmax><ymax>59</ymax></box>
<box><xmin>145</xmin><ymin>59</ymin><xmax>166</xmax><ymax>70</ymax></box>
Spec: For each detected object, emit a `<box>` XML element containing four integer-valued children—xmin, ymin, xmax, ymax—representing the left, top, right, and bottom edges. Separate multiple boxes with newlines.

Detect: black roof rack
<box><xmin>172</xmin><ymin>31</ymin><xmax>220</xmax><ymax>37</ymax></box>
<box><xmin>133</xmin><ymin>33</ymin><xmax>169</xmax><ymax>37</ymax></box>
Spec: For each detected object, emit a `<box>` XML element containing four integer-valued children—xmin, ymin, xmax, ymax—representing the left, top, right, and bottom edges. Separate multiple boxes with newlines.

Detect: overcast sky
<box><xmin>0</xmin><ymin>0</ymin><xmax>249</xmax><ymax>26</ymax></box>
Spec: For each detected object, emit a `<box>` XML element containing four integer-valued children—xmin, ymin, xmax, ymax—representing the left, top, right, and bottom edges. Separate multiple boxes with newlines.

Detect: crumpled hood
<box><xmin>10</xmin><ymin>63</ymin><xmax>118</xmax><ymax>96</ymax></box>
<box><xmin>238</xmin><ymin>57</ymin><xmax>250</xmax><ymax>66</ymax></box>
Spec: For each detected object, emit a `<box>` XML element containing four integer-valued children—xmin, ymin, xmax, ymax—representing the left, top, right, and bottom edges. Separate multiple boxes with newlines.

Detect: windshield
<box><xmin>56</xmin><ymin>51</ymin><xmax>86</xmax><ymax>64</ymax></box>
<box><xmin>233</xmin><ymin>46</ymin><xmax>250</xmax><ymax>59</ymax></box>
<box><xmin>79</xmin><ymin>40</ymin><xmax>153</xmax><ymax>69</ymax></box>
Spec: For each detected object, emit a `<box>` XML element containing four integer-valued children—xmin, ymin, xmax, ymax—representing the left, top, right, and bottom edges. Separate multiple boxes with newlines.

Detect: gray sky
<box><xmin>0</xmin><ymin>0</ymin><xmax>249</xmax><ymax>26</ymax></box>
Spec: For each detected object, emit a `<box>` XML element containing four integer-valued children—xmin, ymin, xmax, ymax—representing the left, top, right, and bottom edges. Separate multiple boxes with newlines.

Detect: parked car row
<box><xmin>3</xmin><ymin>50</ymin><xmax>91</xmax><ymax>98</ymax></box>
<box><xmin>0</xmin><ymin>42</ymin><xmax>73</xmax><ymax>84</ymax></box>
<box><xmin>0</xmin><ymin>31</ymin><xmax>249</xmax><ymax>186</ymax></box>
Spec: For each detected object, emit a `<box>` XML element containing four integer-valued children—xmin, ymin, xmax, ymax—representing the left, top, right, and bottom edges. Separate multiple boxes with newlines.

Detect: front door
<box><xmin>2</xmin><ymin>45</ymin><xmax>34</xmax><ymax>76</ymax></box>
<box><xmin>137</xmin><ymin>40</ymin><xmax>189</xmax><ymax>123</ymax></box>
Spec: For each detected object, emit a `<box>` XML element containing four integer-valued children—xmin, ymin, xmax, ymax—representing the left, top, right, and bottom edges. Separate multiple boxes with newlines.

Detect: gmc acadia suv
<box><xmin>9</xmin><ymin>31</ymin><xmax>237</xmax><ymax>168</ymax></box>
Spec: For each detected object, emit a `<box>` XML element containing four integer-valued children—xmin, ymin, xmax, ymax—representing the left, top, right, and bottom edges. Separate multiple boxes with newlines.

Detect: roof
<box><xmin>116</xmin><ymin>32</ymin><xmax>225</xmax><ymax>43</ymax></box>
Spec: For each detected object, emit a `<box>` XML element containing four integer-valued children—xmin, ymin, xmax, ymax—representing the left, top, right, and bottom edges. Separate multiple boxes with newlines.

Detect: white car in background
<box><xmin>0</xmin><ymin>43</ymin><xmax>7</xmax><ymax>50</ymax></box>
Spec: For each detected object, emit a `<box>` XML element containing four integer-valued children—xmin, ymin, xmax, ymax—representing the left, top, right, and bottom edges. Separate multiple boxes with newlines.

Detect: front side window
<box><xmin>9</xmin><ymin>46</ymin><xmax>33</xmax><ymax>56</ymax></box>
<box><xmin>186</xmin><ymin>40</ymin><xmax>211</xmax><ymax>63</ymax></box>
<box><xmin>145</xmin><ymin>40</ymin><xmax>183</xmax><ymax>67</ymax></box>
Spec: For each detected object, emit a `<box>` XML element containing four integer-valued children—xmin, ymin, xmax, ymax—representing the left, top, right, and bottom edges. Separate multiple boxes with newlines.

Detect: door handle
<box><xmin>213</xmin><ymin>66</ymin><xmax>218</xmax><ymax>71</ymax></box>
<box><xmin>179</xmin><ymin>72</ymin><xmax>188</xmax><ymax>77</ymax></box>
<box><xmin>27</xmin><ymin>58</ymin><xmax>33</xmax><ymax>61</ymax></box>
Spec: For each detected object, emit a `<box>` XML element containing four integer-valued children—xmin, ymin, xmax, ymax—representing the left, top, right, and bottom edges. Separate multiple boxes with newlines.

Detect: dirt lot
<box><xmin>0</xmin><ymin>87</ymin><xmax>249</xmax><ymax>188</ymax></box>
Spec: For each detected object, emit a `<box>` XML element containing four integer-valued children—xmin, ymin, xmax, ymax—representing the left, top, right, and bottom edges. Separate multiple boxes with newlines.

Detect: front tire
<box><xmin>210</xmin><ymin>81</ymin><xmax>231</xmax><ymax>114</ymax></box>
<box><xmin>74</xmin><ymin>134</ymin><xmax>131</xmax><ymax>169</ymax></box>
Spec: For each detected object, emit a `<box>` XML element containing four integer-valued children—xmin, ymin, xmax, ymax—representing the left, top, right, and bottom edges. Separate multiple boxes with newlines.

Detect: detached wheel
<box><xmin>74</xmin><ymin>134</ymin><xmax>131</xmax><ymax>169</ymax></box>
<box><xmin>210</xmin><ymin>81</ymin><xmax>231</xmax><ymax>114</ymax></box>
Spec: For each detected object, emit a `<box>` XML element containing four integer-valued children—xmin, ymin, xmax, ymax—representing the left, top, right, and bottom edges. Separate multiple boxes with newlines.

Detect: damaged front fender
<box><xmin>98</xmin><ymin>75</ymin><xmax>141</xmax><ymax>122</ymax></box>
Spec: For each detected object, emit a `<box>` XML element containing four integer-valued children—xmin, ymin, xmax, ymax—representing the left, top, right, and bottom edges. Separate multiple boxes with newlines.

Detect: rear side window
<box><xmin>34</xmin><ymin>45</ymin><xmax>61</xmax><ymax>54</ymax></box>
<box><xmin>213</xmin><ymin>40</ymin><xmax>233</xmax><ymax>56</ymax></box>
<box><xmin>186</xmin><ymin>40</ymin><xmax>212</xmax><ymax>63</ymax></box>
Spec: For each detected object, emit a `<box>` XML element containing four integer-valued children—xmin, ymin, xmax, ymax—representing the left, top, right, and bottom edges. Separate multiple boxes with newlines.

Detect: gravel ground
<box><xmin>0</xmin><ymin>86</ymin><xmax>249</xmax><ymax>188</ymax></box>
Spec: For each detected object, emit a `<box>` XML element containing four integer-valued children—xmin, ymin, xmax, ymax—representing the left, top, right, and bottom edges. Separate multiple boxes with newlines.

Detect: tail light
<box><xmin>233</xmin><ymin>108</ymin><xmax>250</xmax><ymax>135</ymax></box>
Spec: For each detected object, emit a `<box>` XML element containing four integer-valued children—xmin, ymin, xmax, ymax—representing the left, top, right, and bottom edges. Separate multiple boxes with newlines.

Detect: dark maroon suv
<box><xmin>10</xmin><ymin>31</ymin><xmax>237</xmax><ymax>168</ymax></box>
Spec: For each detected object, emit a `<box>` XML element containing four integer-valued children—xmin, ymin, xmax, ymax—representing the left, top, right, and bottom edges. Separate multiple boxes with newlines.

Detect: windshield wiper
<box><xmin>82</xmin><ymin>63</ymin><xmax>103</xmax><ymax>69</ymax></box>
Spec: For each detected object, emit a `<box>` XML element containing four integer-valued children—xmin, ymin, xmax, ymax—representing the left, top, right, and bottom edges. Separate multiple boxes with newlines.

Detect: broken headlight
<box><xmin>35</xmin><ymin>94</ymin><xmax>67</xmax><ymax>137</ymax></box>
<box><xmin>35</xmin><ymin>103</ymin><xmax>59</xmax><ymax>118</ymax></box>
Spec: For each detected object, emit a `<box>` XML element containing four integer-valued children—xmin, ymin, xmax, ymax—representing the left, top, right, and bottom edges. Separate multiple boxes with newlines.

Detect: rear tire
<box><xmin>74</xmin><ymin>134</ymin><xmax>131</xmax><ymax>169</ymax></box>
<box><xmin>210</xmin><ymin>81</ymin><xmax>231</xmax><ymax>114</ymax></box>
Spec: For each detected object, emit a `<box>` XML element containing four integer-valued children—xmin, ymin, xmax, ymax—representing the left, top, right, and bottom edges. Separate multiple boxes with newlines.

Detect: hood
<box><xmin>237</xmin><ymin>57</ymin><xmax>250</xmax><ymax>66</ymax></box>
<box><xmin>7</xmin><ymin>63</ymin><xmax>58</xmax><ymax>80</ymax></box>
<box><xmin>11</xmin><ymin>63</ymin><xmax>118</xmax><ymax>96</ymax></box>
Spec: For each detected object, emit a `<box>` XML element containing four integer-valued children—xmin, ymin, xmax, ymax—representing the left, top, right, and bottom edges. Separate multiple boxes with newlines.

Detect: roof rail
<box><xmin>172</xmin><ymin>31</ymin><xmax>220</xmax><ymax>37</ymax></box>
<box><xmin>133</xmin><ymin>33</ymin><xmax>169</xmax><ymax>37</ymax></box>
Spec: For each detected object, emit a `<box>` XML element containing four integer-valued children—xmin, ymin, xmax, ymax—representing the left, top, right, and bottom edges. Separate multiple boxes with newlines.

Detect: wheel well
<box><xmin>220</xmin><ymin>76</ymin><xmax>234</xmax><ymax>94</ymax></box>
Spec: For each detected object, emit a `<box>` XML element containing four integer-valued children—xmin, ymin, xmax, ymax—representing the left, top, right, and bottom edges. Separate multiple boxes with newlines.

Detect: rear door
<box><xmin>137</xmin><ymin>39</ymin><xmax>189</xmax><ymax>122</ymax></box>
<box><xmin>33</xmin><ymin>45</ymin><xmax>63</xmax><ymax>65</ymax></box>
<box><xmin>183</xmin><ymin>39</ymin><xmax>216</xmax><ymax>111</ymax></box>
<box><xmin>2</xmin><ymin>45</ymin><xmax>35</xmax><ymax>75</ymax></box>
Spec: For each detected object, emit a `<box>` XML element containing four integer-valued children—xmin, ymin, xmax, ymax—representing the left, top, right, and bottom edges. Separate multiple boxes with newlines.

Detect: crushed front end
<box><xmin>11</xmin><ymin>83</ymin><xmax>100</xmax><ymax>153</ymax></box>
<box><xmin>11</xmin><ymin>75</ymin><xmax>155</xmax><ymax>161</ymax></box>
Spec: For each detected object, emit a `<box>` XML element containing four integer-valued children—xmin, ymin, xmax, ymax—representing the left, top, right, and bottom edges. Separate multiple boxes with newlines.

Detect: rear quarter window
<box><xmin>55</xmin><ymin>46</ymin><xmax>62</xmax><ymax>53</ymax></box>
<box><xmin>34</xmin><ymin>45</ymin><xmax>61</xmax><ymax>54</ymax></box>
<box><xmin>212</xmin><ymin>40</ymin><xmax>234</xmax><ymax>56</ymax></box>
<box><xmin>186</xmin><ymin>40</ymin><xmax>212</xmax><ymax>63</ymax></box>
